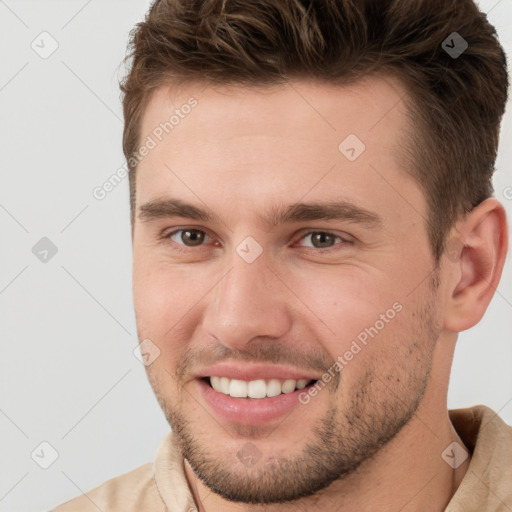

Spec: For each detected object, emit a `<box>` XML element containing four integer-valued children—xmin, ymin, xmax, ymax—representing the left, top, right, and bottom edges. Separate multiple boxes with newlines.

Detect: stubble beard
<box><xmin>147</xmin><ymin>285</ymin><xmax>441</xmax><ymax>504</ymax></box>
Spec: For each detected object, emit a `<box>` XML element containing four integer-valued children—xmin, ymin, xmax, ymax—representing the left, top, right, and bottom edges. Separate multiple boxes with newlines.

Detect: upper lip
<box><xmin>196</xmin><ymin>363</ymin><xmax>321</xmax><ymax>382</ymax></box>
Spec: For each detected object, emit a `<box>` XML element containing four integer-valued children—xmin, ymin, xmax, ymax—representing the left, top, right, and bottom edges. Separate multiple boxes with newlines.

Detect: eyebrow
<box><xmin>138</xmin><ymin>197</ymin><xmax>383</xmax><ymax>229</ymax></box>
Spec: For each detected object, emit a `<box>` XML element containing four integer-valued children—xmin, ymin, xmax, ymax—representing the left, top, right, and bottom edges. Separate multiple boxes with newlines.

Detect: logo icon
<box><xmin>32</xmin><ymin>237</ymin><xmax>58</xmax><ymax>263</ymax></box>
<box><xmin>31</xmin><ymin>31</ymin><xmax>59</xmax><ymax>59</ymax></box>
<box><xmin>445</xmin><ymin>237</ymin><xmax>464</xmax><ymax>262</ymax></box>
<box><xmin>31</xmin><ymin>441</ymin><xmax>59</xmax><ymax>469</ymax></box>
<box><xmin>133</xmin><ymin>338</ymin><xmax>161</xmax><ymax>366</ymax></box>
<box><xmin>441</xmin><ymin>32</ymin><xmax>468</xmax><ymax>59</ymax></box>
<box><xmin>236</xmin><ymin>442</ymin><xmax>262</xmax><ymax>468</ymax></box>
<box><xmin>236</xmin><ymin>236</ymin><xmax>263</xmax><ymax>264</ymax></box>
<box><xmin>338</xmin><ymin>134</ymin><xmax>366</xmax><ymax>161</ymax></box>
<box><xmin>441</xmin><ymin>441</ymin><xmax>468</xmax><ymax>469</ymax></box>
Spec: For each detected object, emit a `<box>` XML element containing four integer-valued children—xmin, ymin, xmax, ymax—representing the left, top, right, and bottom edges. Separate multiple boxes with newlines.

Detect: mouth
<box><xmin>202</xmin><ymin>376</ymin><xmax>318</xmax><ymax>399</ymax></box>
<box><xmin>195</xmin><ymin>364</ymin><xmax>323</xmax><ymax>425</ymax></box>
<box><xmin>197</xmin><ymin>375</ymin><xmax>320</xmax><ymax>425</ymax></box>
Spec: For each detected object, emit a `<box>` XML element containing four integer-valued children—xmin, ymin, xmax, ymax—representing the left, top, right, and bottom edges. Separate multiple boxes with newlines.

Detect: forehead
<box><xmin>141</xmin><ymin>74</ymin><xmax>409</xmax><ymax>146</ymax></box>
<box><xmin>135</xmin><ymin>75</ymin><xmax>424</xmax><ymax>228</ymax></box>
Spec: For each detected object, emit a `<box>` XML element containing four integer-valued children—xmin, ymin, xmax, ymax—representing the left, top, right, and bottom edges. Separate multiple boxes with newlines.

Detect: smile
<box><xmin>206</xmin><ymin>376</ymin><xmax>315</xmax><ymax>399</ymax></box>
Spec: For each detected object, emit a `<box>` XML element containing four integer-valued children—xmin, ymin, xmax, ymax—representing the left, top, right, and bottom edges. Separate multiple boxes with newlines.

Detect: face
<box><xmin>132</xmin><ymin>76</ymin><xmax>444</xmax><ymax>504</ymax></box>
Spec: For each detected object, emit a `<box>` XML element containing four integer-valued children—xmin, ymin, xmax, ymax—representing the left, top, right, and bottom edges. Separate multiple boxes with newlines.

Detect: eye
<box><xmin>296</xmin><ymin>230</ymin><xmax>350</xmax><ymax>250</ymax></box>
<box><xmin>165</xmin><ymin>228</ymin><xmax>211</xmax><ymax>247</ymax></box>
<box><xmin>160</xmin><ymin>228</ymin><xmax>351</xmax><ymax>254</ymax></box>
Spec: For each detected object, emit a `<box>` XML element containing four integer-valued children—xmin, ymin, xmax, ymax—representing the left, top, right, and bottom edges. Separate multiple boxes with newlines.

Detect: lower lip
<box><xmin>197</xmin><ymin>378</ymin><xmax>313</xmax><ymax>426</ymax></box>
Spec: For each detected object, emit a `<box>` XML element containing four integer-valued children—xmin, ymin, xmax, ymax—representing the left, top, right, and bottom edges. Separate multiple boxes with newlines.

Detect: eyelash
<box><xmin>159</xmin><ymin>228</ymin><xmax>352</xmax><ymax>254</ymax></box>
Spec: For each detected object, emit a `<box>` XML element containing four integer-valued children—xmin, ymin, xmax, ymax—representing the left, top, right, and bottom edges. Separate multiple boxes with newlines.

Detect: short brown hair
<box><xmin>120</xmin><ymin>0</ymin><xmax>508</xmax><ymax>262</ymax></box>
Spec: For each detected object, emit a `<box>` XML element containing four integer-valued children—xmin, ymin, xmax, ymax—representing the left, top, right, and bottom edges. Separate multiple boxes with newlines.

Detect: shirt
<box><xmin>51</xmin><ymin>405</ymin><xmax>512</xmax><ymax>511</ymax></box>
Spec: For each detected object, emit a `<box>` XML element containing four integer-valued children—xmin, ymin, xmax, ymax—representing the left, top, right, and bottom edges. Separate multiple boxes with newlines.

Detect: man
<box><xmin>52</xmin><ymin>0</ymin><xmax>511</xmax><ymax>510</ymax></box>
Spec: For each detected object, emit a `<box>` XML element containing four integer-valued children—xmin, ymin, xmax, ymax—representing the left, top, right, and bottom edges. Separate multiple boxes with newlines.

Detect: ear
<box><xmin>443</xmin><ymin>198</ymin><xmax>508</xmax><ymax>332</ymax></box>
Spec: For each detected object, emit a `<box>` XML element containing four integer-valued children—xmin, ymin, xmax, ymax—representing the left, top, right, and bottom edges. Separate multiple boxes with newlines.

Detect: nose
<box><xmin>201</xmin><ymin>246</ymin><xmax>292</xmax><ymax>351</ymax></box>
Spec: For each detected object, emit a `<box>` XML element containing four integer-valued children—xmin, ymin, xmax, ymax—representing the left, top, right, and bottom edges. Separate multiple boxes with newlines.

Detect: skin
<box><xmin>131</xmin><ymin>75</ymin><xmax>508</xmax><ymax>512</ymax></box>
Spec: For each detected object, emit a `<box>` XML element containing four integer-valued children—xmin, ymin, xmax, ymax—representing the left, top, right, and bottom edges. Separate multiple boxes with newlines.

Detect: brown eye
<box><xmin>298</xmin><ymin>231</ymin><xmax>343</xmax><ymax>249</ymax></box>
<box><xmin>168</xmin><ymin>229</ymin><xmax>208</xmax><ymax>246</ymax></box>
<box><xmin>309</xmin><ymin>232</ymin><xmax>337</xmax><ymax>249</ymax></box>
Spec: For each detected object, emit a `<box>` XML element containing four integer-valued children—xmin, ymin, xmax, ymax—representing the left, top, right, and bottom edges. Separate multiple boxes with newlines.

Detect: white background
<box><xmin>1</xmin><ymin>1</ymin><xmax>511</xmax><ymax>510</ymax></box>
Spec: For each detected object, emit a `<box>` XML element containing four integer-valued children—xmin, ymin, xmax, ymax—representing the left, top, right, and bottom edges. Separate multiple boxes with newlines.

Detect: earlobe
<box><xmin>444</xmin><ymin>198</ymin><xmax>508</xmax><ymax>332</ymax></box>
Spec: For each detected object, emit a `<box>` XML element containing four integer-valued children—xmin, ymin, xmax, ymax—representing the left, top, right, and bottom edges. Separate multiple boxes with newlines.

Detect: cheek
<box><xmin>133</xmin><ymin>255</ymin><xmax>205</xmax><ymax>331</ymax></box>
<box><xmin>292</xmin><ymin>262</ymin><xmax>431</xmax><ymax>389</ymax></box>
<box><xmin>326</xmin><ymin>307</ymin><xmax>427</xmax><ymax>402</ymax></box>
<box><xmin>291</xmin><ymin>265</ymin><xmax>404</xmax><ymax>338</ymax></box>
<box><xmin>132</xmin><ymin>256</ymin><xmax>218</xmax><ymax>375</ymax></box>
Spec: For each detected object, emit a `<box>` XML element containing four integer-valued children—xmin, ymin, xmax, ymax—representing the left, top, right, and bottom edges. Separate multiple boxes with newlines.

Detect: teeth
<box><xmin>247</xmin><ymin>379</ymin><xmax>267</xmax><ymax>399</ymax></box>
<box><xmin>229</xmin><ymin>379</ymin><xmax>247</xmax><ymax>397</ymax></box>
<box><xmin>266</xmin><ymin>379</ymin><xmax>282</xmax><ymax>397</ymax></box>
<box><xmin>208</xmin><ymin>377</ymin><xmax>313</xmax><ymax>398</ymax></box>
<box><xmin>281</xmin><ymin>379</ymin><xmax>296</xmax><ymax>393</ymax></box>
<box><xmin>220</xmin><ymin>376</ymin><xmax>230</xmax><ymax>394</ymax></box>
<box><xmin>296</xmin><ymin>379</ymin><xmax>309</xmax><ymax>389</ymax></box>
<box><xmin>210</xmin><ymin>376</ymin><xmax>222</xmax><ymax>393</ymax></box>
